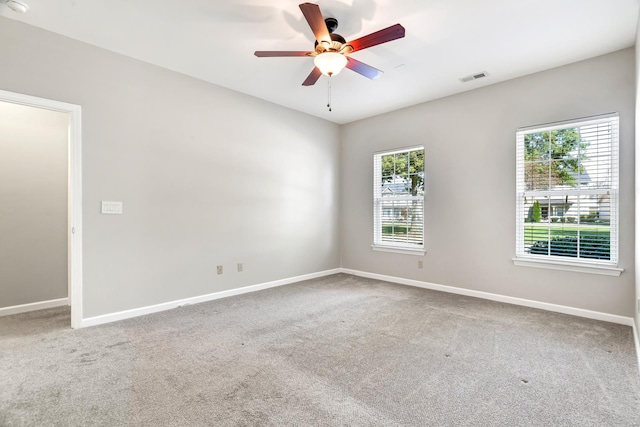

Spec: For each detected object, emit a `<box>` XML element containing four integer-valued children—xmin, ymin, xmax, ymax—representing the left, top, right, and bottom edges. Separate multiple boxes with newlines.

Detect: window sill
<box><xmin>512</xmin><ymin>257</ymin><xmax>623</xmax><ymax>277</ymax></box>
<box><xmin>372</xmin><ymin>245</ymin><xmax>426</xmax><ymax>256</ymax></box>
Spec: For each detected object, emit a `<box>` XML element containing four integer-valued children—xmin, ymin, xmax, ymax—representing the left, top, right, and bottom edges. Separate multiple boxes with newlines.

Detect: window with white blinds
<box><xmin>515</xmin><ymin>113</ymin><xmax>619</xmax><ymax>266</ymax></box>
<box><xmin>373</xmin><ymin>146</ymin><xmax>425</xmax><ymax>252</ymax></box>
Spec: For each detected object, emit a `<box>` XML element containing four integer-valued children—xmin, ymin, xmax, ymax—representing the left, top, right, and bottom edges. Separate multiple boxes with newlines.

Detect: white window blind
<box><xmin>515</xmin><ymin>113</ymin><xmax>619</xmax><ymax>265</ymax></box>
<box><xmin>373</xmin><ymin>146</ymin><xmax>425</xmax><ymax>250</ymax></box>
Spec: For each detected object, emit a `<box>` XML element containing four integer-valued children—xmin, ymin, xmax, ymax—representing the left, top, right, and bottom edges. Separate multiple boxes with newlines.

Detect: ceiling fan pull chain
<box><xmin>327</xmin><ymin>77</ymin><xmax>332</xmax><ymax>112</ymax></box>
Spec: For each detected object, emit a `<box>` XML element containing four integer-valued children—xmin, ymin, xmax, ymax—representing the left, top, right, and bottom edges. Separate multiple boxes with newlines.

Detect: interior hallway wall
<box><xmin>0</xmin><ymin>17</ymin><xmax>341</xmax><ymax>319</ymax></box>
<box><xmin>0</xmin><ymin>102</ymin><xmax>68</xmax><ymax>308</ymax></box>
<box><xmin>341</xmin><ymin>48</ymin><xmax>635</xmax><ymax>317</ymax></box>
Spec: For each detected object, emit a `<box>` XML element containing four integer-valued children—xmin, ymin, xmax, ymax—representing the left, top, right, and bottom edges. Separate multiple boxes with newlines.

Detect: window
<box><xmin>514</xmin><ymin>113</ymin><xmax>621</xmax><ymax>275</ymax></box>
<box><xmin>373</xmin><ymin>146</ymin><xmax>425</xmax><ymax>254</ymax></box>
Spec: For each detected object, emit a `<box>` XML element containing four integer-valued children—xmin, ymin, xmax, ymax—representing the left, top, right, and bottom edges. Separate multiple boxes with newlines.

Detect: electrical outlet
<box><xmin>217</xmin><ymin>265</ymin><xmax>223</xmax><ymax>275</ymax></box>
<box><xmin>418</xmin><ymin>260</ymin><xmax>424</xmax><ymax>269</ymax></box>
<box><xmin>237</xmin><ymin>263</ymin><xmax>243</xmax><ymax>272</ymax></box>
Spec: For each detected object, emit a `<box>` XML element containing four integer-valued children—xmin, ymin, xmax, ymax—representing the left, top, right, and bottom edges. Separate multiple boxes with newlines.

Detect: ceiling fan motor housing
<box><xmin>314</xmin><ymin>33</ymin><xmax>347</xmax><ymax>51</ymax></box>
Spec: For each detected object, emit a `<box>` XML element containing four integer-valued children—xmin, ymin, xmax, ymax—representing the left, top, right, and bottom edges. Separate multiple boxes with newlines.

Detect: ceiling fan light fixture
<box><xmin>314</xmin><ymin>52</ymin><xmax>348</xmax><ymax>77</ymax></box>
<box><xmin>2</xmin><ymin>0</ymin><xmax>29</xmax><ymax>13</ymax></box>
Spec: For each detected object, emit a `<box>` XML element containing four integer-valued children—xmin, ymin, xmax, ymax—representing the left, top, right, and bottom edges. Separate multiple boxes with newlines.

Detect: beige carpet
<box><xmin>1</xmin><ymin>273</ymin><xmax>639</xmax><ymax>426</ymax></box>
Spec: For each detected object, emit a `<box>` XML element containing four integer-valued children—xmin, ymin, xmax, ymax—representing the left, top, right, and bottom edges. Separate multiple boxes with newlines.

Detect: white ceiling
<box><xmin>1</xmin><ymin>0</ymin><xmax>638</xmax><ymax>124</ymax></box>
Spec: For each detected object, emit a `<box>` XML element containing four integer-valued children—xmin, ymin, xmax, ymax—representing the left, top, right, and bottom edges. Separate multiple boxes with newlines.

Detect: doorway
<box><xmin>0</xmin><ymin>90</ymin><xmax>83</xmax><ymax>328</ymax></box>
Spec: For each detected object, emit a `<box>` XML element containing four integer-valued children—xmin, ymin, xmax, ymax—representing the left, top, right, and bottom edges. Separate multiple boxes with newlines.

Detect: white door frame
<box><xmin>0</xmin><ymin>90</ymin><xmax>83</xmax><ymax>329</ymax></box>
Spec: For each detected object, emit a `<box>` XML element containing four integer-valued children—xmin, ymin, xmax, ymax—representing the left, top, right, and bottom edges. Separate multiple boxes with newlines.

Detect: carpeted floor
<box><xmin>1</xmin><ymin>273</ymin><xmax>639</xmax><ymax>426</ymax></box>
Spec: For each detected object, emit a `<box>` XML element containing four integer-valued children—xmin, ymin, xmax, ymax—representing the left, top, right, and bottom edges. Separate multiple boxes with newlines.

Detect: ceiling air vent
<box><xmin>459</xmin><ymin>71</ymin><xmax>488</xmax><ymax>83</ymax></box>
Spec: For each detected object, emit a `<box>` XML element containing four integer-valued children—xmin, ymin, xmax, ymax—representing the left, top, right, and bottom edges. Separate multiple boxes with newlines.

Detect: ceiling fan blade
<box><xmin>346</xmin><ymin>57</ymin><xmax>383</xmax><ymax>80</ymax></box>
<box><xmin>302</xmin><ymin>67</ymin><xmax>323</xmax><ymax>86</ymax></box>
<box><xmin>254</xmin><ymin>51</ymin><xmax>312</xmax><ymax>57</ymax></box>
<box><xmin>346</xmin><ymin>23</ymin><xmax>405</xmax><ymax>53</ymax></box>
<box><xmin>299</xmin><ymin>3</ymin><xmax>331</xmax><ymax>46</ymax></box>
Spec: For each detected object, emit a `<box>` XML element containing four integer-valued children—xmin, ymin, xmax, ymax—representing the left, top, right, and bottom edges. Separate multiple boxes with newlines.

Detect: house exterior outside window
<box><xmin>373</xmin><ymin>146</ymin><xmax>425</xmax><ymax>255</ymax></box>
<box><xmin>513</xmin><ymin>113</ymin><xmax>622</xmax><ymax>276</ymax></box>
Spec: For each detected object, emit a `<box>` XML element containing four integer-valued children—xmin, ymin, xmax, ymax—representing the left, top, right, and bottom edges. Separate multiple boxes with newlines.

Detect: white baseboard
<box><xmin>633</xmin><ymin>320</ymin><xmax>640</xmax><ymax>376</ymax></box>
<box><xmin>340</xmin><ymin>268</ymin><xmax>635</xmax><ymax>327</ymax></box>
<box><xmin>0</xmin><ymin>298</ymin><xmax>69</xmax><ymax>317</ymax></box>
<box><xmin>79</xmin><ymin>265</ymin><xmax>636</xmax><ymax>333</ymax></box>
<box><xmin>81</xmin><ymin>269</ymin><xmax>341</xmax><ymax>328</ymax></box>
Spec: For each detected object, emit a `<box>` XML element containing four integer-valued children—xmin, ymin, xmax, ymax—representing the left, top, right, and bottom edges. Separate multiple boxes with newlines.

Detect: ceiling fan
<box><xmin>254</xmin><ymin>2</ymin><xmax>405</xmax><ymax>86</ymax></box>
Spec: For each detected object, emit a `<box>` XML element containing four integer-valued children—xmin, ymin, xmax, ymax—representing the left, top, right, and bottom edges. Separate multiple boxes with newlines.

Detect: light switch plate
<box><xmin>101</xmin><ymin>201</ymin><xmax>123</xmax><ymax>215</ymax></box>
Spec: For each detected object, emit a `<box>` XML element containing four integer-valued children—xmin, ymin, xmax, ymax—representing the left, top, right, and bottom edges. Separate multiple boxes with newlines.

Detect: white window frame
<box><xmin>513</xmin><ymin>113</ymin><xmax>622</xmax><ymax>276</ymax></box>
<box><xmin>372</xmin><ymin>146</ymin><xmax>426</xmax><ymax>256</ymax></box>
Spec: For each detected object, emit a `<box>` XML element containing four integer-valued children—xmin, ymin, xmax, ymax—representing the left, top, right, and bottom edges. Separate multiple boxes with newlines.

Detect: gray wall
<box><xmin>0</xmin><ymin>102</ymin><xmax>68</xmax><ymax>308</ymax></box>
<box><xmin>341</xmin><ymin>48</ymin><xmax>636</xmax><ymax>317</ymax></box>
<box><xmin>0</xmin><ymin>17</ymin><xmax>341</xmax><ymax>318</ymax></box>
